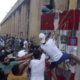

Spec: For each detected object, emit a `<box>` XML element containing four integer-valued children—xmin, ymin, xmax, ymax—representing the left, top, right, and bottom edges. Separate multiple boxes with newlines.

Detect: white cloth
<box><xmin>29</xmin><ymin>54</ymin><xmax>46</xmax><ymax>80</ymax></box>
<box><xmin>18</xmin><ymin>50</ymin><xmax>28</xmax><ymax>57</ymax></box>
<box><xmin>23</xmin><ymin>40</ymin><xmax>28</xmax><ymax>48</ymax></box>
<box><xmin>69</xmin><ymin>65</ymin><xmax>76</xmax><ymax>73</ymax></box>
<box><xmin>41</xmin><ymin>38</ymin><xmax>63</xmax><ymax>62</ymax></box>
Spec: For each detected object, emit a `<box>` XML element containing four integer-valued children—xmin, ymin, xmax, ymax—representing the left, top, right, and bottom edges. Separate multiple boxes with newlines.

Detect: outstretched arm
<box><xmin>19</xmin><ymin>59</ymin><xmax>31</xmax><ymax>74</ymax></box>
<box><xmin>52</xmin><ymin>31</ymin><xmax>59</xmax><ymax>40</ymax></box>
<box><xmin>16</xmin><ymin>53</ymin><xmax>33</xmax><ymax>61</ymax></box>
<box><xmin>46</xmin><ymin>31</ymin><xmax>59</xmax><ymax>40</ymax></box>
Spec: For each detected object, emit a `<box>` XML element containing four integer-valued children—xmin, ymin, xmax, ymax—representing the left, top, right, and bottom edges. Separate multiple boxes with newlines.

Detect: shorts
<box><xmin>50</xmin><ymin>53</ymin><xmax>71</xmax><ymax>69</ymax></box>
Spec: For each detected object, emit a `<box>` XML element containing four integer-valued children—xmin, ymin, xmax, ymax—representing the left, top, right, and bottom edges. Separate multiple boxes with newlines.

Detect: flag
<box><xmin>59</xmin><ymin>10</ymin><xmax>80</xmax><ymax>30</ymax></box>
<box><xmin>41</xmin><ymin>13</ymin><xmax>54</xmax><ymax>30</ymax></box>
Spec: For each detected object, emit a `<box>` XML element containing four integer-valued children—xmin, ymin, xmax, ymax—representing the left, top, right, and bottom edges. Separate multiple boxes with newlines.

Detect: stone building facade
<box><xmin>0</xmin><ymin>0</ymin><xmax>69</xmax><ymax>39</ymax></box>
<box><xmin>0</xmin><ymin>0</ymin><xmax>79</xmax><ymax>40</ymax></box>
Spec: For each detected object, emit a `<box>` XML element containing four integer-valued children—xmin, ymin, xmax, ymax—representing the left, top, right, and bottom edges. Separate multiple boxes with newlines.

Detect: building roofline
<box><xmin>1</xmin><ymin>0</ymin><xmax>25</xmax><ymax>25</ymax></box>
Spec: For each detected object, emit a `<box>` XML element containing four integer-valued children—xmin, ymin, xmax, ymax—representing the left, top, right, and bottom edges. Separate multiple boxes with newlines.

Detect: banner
<box><xmin>67</xmin><ymin>36</ymin><xmax>78</xmax><ymax>46</ymax></box>
<box><xmin>59</xmin><ymin>10</ymin><xmax>80</xmax><ymax>30</ymax></box>
<box><xmin>41</xmin><ymin>13</ymin><xmax>54</xmax><ymax>30</ymax></box>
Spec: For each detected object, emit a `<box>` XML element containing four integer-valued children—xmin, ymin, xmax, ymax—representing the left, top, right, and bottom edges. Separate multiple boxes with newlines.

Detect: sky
<box><xmin>0</xmin><ymin>0</ymin><xmax>17</xmax><ymax>23</ymax></box>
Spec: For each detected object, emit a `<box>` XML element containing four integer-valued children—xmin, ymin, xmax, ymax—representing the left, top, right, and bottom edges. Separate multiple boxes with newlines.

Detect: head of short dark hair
<box><xmin>12</xmin><ymin>64</ymin><xmax>20</xmax><ymax>75</ymax></box>
<box><xmin>0</xmin><ymin>54</ymin><xmax>7</xmax><ymax>62</ymax></box>
<box><xmin>33</xmin><ymin>49</ymin><xmax>42</xmax><ymax>59</ymax></box>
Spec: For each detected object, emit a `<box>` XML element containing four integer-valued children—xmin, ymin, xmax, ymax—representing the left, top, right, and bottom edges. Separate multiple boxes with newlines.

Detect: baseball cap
<box><xmin>39</xmin><ymin>33</ymin><xmax>46</xmax><ymax>44</ymax></box>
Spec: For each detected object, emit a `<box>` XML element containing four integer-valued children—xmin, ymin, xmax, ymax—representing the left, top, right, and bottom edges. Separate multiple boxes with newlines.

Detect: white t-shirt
<box><xmin>18</xmin><ymin>49</ymin><xmax>28</xmax><ymax>57</ymax></box>
<box><xmin>23</xmin><ymin>40</ymin><xmax>28</xmax><ymax>48</ymax></box>
<box><xmin>41</xmin><ymin>38</ymin><xmax>63</xmax><ymax>62</ymax></box>
<box><xmin>29</xmin><ymin>54</ymin><xmax>46</xmax><ymax>80</ymax></box>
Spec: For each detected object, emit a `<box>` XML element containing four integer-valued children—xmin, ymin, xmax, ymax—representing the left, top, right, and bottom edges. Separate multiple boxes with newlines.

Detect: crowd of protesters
<box><xmin>0</xmin><ymin>32</ymin><xmax>79</xmax><ymax>80</ymax></box>
<box><xmin>0</xmin><ymin>35</ymin><xmax>40</xmax><ymax>80</ymax></box>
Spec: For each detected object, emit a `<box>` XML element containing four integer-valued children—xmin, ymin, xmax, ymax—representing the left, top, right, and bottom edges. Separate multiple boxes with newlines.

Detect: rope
<box><xmin>72</xmin><ymin>9</ymin><xmax>75</xmax><ymax>36</ymax></box>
